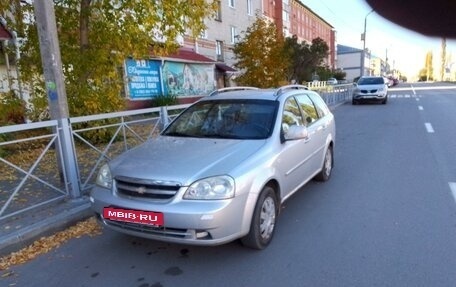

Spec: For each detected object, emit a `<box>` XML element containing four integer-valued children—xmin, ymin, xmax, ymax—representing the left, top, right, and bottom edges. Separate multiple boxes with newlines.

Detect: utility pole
<box><xmin>361</xmin><ymin>9</ymin><xmax>374</xmax><ymax>77</ymax></box>
<box><xmin>441</xmin><ymin>37</ymin><xmax>446</xmax><ymax>81</ymax></box>
<box><xmin>33</xmin><ymin>1</ymin><xmax>69</xmax><ymax>120</ymax></box>
<box><xmin>33</xmin><ymin>1</ymin><xmax>81</xmax><ymax>198</ymax></box>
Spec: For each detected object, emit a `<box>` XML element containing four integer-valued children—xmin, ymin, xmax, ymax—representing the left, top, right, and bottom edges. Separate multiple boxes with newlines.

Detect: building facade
<box><xmin>1</xmin><ymin>1</ymin><xmax>338</xmax><ymax>108</ymax></box>
<box><xmin>262</xmin><ymin>0</ymin><xmax>336</xmax><ymax>69</ymax></box>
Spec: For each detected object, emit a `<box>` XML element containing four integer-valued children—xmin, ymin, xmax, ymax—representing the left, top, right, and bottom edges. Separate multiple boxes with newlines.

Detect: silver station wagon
<box><xmin>90</xmin><ymin>85</ymin><xmax>336</xmax><ymax>249</ymax></box>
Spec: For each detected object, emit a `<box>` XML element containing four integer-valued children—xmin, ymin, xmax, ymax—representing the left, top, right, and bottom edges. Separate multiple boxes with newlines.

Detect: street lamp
<box><xmin>361</xmin><ymin>9</ymin><xmax>374</xmax><ymax>77</ymax></box>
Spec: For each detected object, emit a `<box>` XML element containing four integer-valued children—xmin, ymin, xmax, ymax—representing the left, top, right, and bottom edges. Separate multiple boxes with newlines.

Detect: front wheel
<box><xmin>241</xmin><ymin>186</ymin><xmax>278</xmax><ymax>250</ymax></box>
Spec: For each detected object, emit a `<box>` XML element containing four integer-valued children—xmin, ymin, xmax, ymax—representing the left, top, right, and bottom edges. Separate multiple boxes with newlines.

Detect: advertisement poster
<box><xmin>125</xmin><ymin>59</ymin><xmax>162</xmax><ymax>99</ymax></box>
<box><xmin>162</xmin><ymin>62</ymin><xmax>215</xmax><ymax>96</ymax></box>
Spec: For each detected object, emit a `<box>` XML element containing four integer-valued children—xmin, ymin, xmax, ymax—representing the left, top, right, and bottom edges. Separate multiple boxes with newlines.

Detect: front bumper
<box><xmin>90</xmin><ymin>186</ymin><xmax>252</xmax><ymax>246</ymax></box>
<box><xmin>352</xmin><ymin>92</ymin><xmax>387</xmax><ymax>102</ymax></box>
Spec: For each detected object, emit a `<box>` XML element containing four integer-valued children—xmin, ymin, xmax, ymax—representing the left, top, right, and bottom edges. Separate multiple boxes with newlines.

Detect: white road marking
<box><xmin>425</xmin><ymin>123</ymin><xmax>434</xmax><ymax>133</ymax></box>
<box><xmin>449</xmin><ymin>183</ymin><xmax>456</xmax><ymax>204</ymax></box>
<box><xmin>390</xmin><ymin>95</ymin><xmax>397</xmax><ymax>98</ymax></box>
<box><xmin>405</xmin><ymin>94</ymin><xmax>410</xmax><ymax>98</ymax></box>
<box><xmin>418</xmin><ymin>106</ymin><xmax>424</xmax><ymax>110</ymax></box>
<box><xmin>416</xmin><ymin>98</ymin><xmax>420</xmax><ymax>101</ymax></box>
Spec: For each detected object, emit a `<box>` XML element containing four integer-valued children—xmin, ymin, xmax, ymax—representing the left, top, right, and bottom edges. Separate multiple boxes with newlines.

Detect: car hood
<box><xmin>109</xmin><ymin>136</ymin><xmax>266</xmax><ymax>185</ymax></box>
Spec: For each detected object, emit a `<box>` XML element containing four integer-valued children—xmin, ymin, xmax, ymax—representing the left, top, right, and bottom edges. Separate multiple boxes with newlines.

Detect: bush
<box><xmin>152</xmin><ymin>93</ymin><xmax>178</xmax><ymax>107</ymax></box>
<box><xmin>0</xmin><ymin>91</ymin><xmax>26</xmax><ymax>125</ymax></box>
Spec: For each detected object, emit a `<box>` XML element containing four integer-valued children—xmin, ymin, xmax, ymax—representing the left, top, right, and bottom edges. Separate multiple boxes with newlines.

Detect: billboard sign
<box><xmin>125</xmin><ymin>59</ymin><xmax>162</xmax><ymax>99</ymax></box>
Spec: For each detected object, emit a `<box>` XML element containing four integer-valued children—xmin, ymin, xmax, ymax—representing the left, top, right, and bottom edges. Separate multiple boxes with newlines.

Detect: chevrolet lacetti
<box><xmin>90</xmin><ymin>85</ymin><xmax>336</xmax><ymax>249</ymax></box>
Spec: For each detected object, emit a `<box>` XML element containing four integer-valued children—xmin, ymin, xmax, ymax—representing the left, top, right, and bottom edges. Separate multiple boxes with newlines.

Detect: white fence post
<box><xmin>159</xmin><ymin>106</ymin><xmax>169</xmax><ymax>131</ymax></box>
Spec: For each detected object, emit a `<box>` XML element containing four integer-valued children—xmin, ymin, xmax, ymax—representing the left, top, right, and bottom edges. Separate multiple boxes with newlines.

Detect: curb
<box><xmin>0</xmin><ymin>198</ymin><xmax>93</xmax><ymax>256</ymax></box>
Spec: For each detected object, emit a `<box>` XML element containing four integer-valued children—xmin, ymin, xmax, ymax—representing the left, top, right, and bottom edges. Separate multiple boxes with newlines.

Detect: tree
<box><xmin>0</xmin><ymin>0</ymin><xmax>217</xmax><ymax>120</ymax></box>
<box><xmin>332</xmin><ymin>69</ymin><xmax>347</xmax><ymax>81</ymax></box>
<box><xmin>418</xmin><ymin>51</ymin><xmax>434</xmax><ymax>81</ymax></box>
<box><xmin>283</xmin><ymin>36</ymin><xmax>329</xmax><ymax>83</ymax></box>
<box><xmin>232</xmin><ymin>16</ymin><xmax>288</xmax><ymax>87</ymax></box>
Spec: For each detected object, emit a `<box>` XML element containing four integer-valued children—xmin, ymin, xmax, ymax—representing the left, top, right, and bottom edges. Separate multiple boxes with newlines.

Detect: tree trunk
<box><xmin>79</xmin><ymin>0</ymin><xmax>91</xmax><ymax>51</ymax></box>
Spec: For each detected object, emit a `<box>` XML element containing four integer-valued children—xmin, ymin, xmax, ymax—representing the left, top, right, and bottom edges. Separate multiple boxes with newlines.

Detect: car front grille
<box><xmin>360</xmin><ymin>89</ymin><xmax>378</xmax><ymax>93</ymax></box>
<box><xmin>99</xmin><ymin>215</ymin><xmax>213</xmax><ymax>240</ymax></box>
<box><xmin>103</xmin><ymin>218</ymin><xmax>191</xmax><ymax>239</ymax></box>
<box><xmin>115</xmin><ymin>176</ymin><xmax>181</xmax><ymax>200</ymax></box>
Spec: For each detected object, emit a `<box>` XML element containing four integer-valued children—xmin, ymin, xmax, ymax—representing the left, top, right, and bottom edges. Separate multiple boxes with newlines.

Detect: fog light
<box><xmin>196</xmin><ymin>231</ymin><xmax>209</xmax><ymax>239</ymax></box>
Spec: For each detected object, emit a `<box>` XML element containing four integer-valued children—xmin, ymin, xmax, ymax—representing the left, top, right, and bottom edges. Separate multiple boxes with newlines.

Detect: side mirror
<box><xmin>284</xmin><ymin>125</ymin><xmax>309</xmax><ymax>141</ymax></box>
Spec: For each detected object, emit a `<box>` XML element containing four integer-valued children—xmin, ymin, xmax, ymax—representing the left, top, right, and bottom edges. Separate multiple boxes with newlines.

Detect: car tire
<box><xmin>382</xmin><ymin>97</ymin><xmax>387</xmax><ymax>104</ymax></box>
<box><xmin>241</xmin><ymin>186</ymin><xmax>278</xmax><ymax>250</ymax></box>
<box><xmin>352</xmin><ymin>99</ymin><xmax>357</xmax><ymax>105</ymax></box>
<box><xmin>314</xmin><ymin>146</ymin><xmax>333</xmax><ymax>182</ymax></box>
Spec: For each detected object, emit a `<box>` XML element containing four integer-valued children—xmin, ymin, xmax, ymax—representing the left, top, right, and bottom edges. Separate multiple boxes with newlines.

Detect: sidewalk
<box><xmin>0</xmin><ymin>197</ymin><xmax>93</xmax><ymax>256</ymax></box>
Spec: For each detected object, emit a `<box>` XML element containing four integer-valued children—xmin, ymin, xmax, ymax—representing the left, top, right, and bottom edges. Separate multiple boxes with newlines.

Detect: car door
<box><xmin>295</xmin><ymin>94</ymin><xmax>325</xmax><ymax>174</ymax></box>
<box><xmin>276</xmin><ymin>96</ymin><xmax>316</xmax><ymax>199</ymax></box>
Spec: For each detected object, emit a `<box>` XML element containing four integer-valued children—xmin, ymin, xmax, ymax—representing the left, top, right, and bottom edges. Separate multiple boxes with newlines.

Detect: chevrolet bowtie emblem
<box><xmin>136</xmin><ymin>186</ymin><xmax>146</xmax><ymax>194</ymax></box>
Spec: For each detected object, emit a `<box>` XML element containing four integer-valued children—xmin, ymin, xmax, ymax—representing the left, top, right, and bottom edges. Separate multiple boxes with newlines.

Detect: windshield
<box><xmin>358</xmin><ymin>77</ymin><xmax>385</xmax><ymax>85</ymax></box>
<box><xmin>163</xmin><ymin>99</ymin><xmax>278</xmax><ymax>139</ymax></box>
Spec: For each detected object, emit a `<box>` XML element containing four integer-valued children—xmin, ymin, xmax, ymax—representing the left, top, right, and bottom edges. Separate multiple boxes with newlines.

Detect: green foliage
<box><xmin>0</xmin><ymin>91</ymin><xmax>27</xmax><ymax>157</ymax></box>
<box><xmin>153</xmin><ymin>93</ymin><xmax>178</xmax><ymax>107</ymax></box>
<box><xmin>0</xmin><ymin>91</ymin><xmax>26</xmax><ymax>125</ymax></box>
<box><xmin>333</xmin><ymin>69</ymin><xmax>347</xmax><ymax>81</ymax></box>
<box><xmin>315</xmin><ymin>66</ymin><xmax>332</xmax><ymax>81</ymax></box>
<box><xmin>232</xmin><ymin>16</ymin><xmax>289</xmax><ymax>87</ymax></box>
<box><xmin>0</xmin><ymin>0</ymin><xmax>217</xmax><ymax>121</ymax></box>
<box><xmin>283</xmin><ymin>36</ymin><xmax>330</xmax><ymax>83</ymax></box>
<box><xmin>313</xmin><ymin>67</ymin><xmax>346</xmax><ymax>82</ymax></box>
<box><xmin>419</xmin><ymin>51</ymin><xmax>434</xmax><ymax>81</ymax></box>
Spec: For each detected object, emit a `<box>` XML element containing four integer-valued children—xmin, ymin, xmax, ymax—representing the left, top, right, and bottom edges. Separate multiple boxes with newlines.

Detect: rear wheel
<box><xmin>314</xmin><ymin>146</ymin><xmax>333</xmax><ymax>182</ymax></box>
<box><xmin>352</xmin><ymin>99</ymin><xmax>358</xmax><ymax>105</ymax></box>
<box><xmin>241</xmin><ymin>186</ymin><xmax>278</xmax><ymax>250</ymax></box>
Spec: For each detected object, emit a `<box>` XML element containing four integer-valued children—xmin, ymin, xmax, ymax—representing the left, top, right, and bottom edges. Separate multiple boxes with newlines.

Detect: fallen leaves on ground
<box><xmin>0</xmin><ymin>217</ymin><xmax>102</xmax><ymax>271</ymax></box>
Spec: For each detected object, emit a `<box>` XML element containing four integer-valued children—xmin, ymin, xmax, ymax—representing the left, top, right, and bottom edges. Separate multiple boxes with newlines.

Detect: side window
<box><xmin>295</xmin><ymin>94</ymin><xmax>319</xmax><ymax>126</ymax></box>
<box><xmin>308</xmin><ymin>93</ymin><xmax>330</xmax><ymax>118</ymax></box>
<box><xmin>282</xmin><ymin>97</ymin><xmax>304</xmax><ymax>133</ymax></box>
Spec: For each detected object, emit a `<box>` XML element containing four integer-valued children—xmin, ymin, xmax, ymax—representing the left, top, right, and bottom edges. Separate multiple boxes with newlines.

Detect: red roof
<box><xmin>0</xmin><ymin>24</ymin><xmax>12</xmax><ymax>40</ymax></box>
<box><xmin>153</xmin><ymin>47</ymin><xmax>237</xmax><ymax>72</ymax></box>
<box><xmin>161</xmin><ymin>47</ymin><xmax>215</xmax><ymax>63</ymax></box>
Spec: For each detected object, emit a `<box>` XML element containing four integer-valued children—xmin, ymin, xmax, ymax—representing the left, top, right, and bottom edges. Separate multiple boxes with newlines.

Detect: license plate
<box><xmin>103</xmin><ymin>207</ymin><xmax>164</xmax><ymax>226</ymax></box>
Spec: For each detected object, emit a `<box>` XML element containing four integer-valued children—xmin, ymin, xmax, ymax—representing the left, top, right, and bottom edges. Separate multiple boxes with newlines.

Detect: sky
<box><xmin>302</xmin><ymin>0</ymin><xmax>456</xmax><ymax>80</ymax></box>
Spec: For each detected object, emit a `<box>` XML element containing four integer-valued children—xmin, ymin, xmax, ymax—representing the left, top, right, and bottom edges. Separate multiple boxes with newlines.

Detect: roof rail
<box><xmin>274</xmin><ymin>84</ymin><xmax>308</xmax><ymax>96</ymax></box>
<box><xmin>208</xmin><ymin>86</ymin><xmax>259</xmax><ymax>96</ymax></box>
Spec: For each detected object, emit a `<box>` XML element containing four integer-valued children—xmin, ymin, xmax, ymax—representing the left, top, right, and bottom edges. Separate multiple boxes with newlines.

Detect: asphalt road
<box><xmin>3</xmin><ymin>83</ymin><xmax>456</xmax><ymax>287</ymax></box>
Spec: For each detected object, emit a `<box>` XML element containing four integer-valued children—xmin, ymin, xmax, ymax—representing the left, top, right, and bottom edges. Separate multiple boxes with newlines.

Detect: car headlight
<box><xmin>96</xmin><ymin>163</ymin><xmax>112</xmax><ymax>189</ymax></box>
<box><xmin>184</xmin><ymin>175</ymin><xmax>235</xmax><ymax>200</ymax></box>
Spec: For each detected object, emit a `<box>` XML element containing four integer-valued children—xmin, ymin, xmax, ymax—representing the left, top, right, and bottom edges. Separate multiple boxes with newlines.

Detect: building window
<box><xmin>283</xmin><ymin>10</ymin><xmax>289</xmax><ymax>22</ymax></box>
<box><xmin>230</xmin><ymin>26</ymin><xmax>237</xmax><ymax>44</ymax></box>
<box><xmin>200</xmin><ymin>29</ymin><xmax>208</xmax><ymax>39</ymax></box>
<box><xmin>216</xmin><ymin>40</ymin><xmax>224</xmax><ymax>61</ymax></box>
<box><xmin>215</xmin><ymin>0</ymin><xmax>222</xmax><ymax>21</ymax></box>
<box><xmin>228</xmin><ymin>0</ymin><xmax>235</xmax><ymax>8</ymax></box>
<box><xmin>247</xmin><ymin>0</ymin><xmax>252</xmax><ymax>15</ymax></box>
